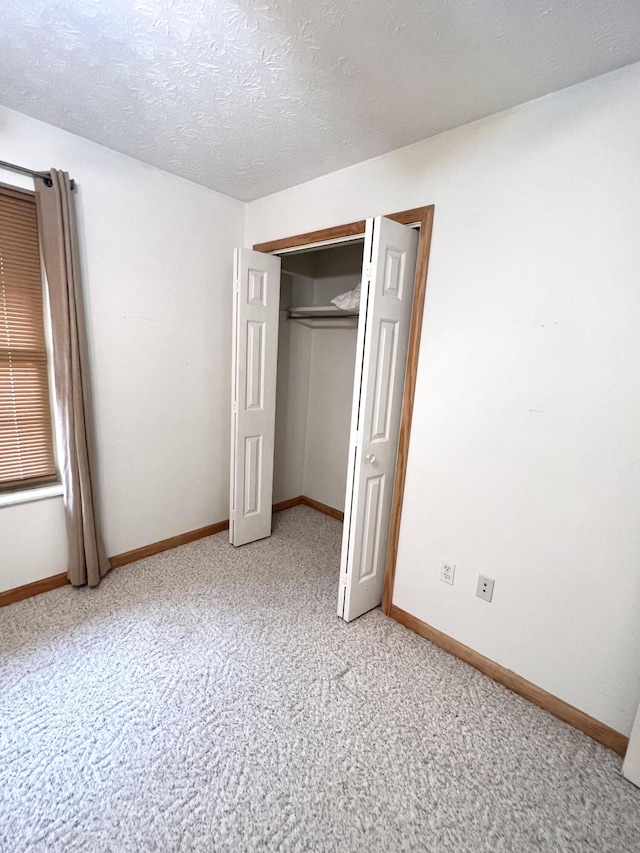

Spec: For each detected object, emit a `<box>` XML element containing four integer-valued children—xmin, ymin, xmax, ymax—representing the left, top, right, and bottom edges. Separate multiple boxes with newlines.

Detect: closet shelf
<box><xmin>287</xmin><ymin>305</ymin><xmax>359</xmax><ymax>323</ymax></box>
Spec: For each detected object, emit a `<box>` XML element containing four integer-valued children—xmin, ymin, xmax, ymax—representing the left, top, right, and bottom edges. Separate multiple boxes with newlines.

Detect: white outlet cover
<box><xmin>440</xmin><ymin>561</ymin><xmax>455</xmax><ymax>585</ymax></box>
<box><xmin>476</xmin><ymin>574</ymin><xmax>495</xmax><ymax>602</ymax></box>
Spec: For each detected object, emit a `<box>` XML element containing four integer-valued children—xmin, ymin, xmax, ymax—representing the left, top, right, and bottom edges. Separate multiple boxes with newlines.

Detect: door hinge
<box><xmin>233</xmin><ymin>277</ymin><xmax>239</xmax><ymax>292</ymax></box>
<box><xmin>363</xmin><ymin>262</ymin><xmax>373</xmax><ymax>281</ymax></box>
<box><xmin>232</xmin><ymin>402</ymin><xmax>237</xmax><ymax>413</ymax></box>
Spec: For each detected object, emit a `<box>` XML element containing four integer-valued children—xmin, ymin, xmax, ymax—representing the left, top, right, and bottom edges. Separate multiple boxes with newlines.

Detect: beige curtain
<box><xmin>35</xmin><ymin>170</ymin><xmax>109</xmax><ymax>588</ymax></box>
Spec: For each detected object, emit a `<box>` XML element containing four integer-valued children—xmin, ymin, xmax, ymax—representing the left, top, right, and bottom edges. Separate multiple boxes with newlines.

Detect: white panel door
<box><xmin>230</xmin><ymin>249</ymin><xmax>281</xmax><ymax>546</ymax></box>
<box><xmin>338</xmin><ymin>217</ymin><xmax>418</xmax><ymax>621</ymax></box>
<box><xmin>623</xmin><ymin>703</ymin><xmax>640</xmax><ymax>788</ymax></box>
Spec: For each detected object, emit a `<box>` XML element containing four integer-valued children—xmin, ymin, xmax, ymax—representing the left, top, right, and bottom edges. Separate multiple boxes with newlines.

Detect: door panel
<box><xmin>371</xmin><ymin>319</ymin><xmax>398</xmax><ymax>440</ymax></box>
<box><xmin>230</xmin><ymin>249</ymin><xmax>281</xmax><ymax>546</ymax></box>
<box><xmin>358</xmin><ymin>473</ymin><xmax>385</xmax><ymax>581</ymax></box>
<box><xmin>339</xmin><ymin>217</ymin><xmax>418</xmax><ymax>621</ymax></box>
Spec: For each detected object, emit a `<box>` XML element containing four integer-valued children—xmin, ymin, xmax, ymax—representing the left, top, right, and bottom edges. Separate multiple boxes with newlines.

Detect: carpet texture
<box><xmin>1</xmin><ymin>506</ymin><xmax>639</xmax><ymax>852</ymax></box>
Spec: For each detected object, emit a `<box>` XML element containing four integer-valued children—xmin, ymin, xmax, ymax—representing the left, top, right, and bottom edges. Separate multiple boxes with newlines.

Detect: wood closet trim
<box><xmin>254</xmin><ymin>222</ymin><xmax>366</xmax><ymax>253</ymax></box>
<box><xmin>253</xmin><ymin>204</ymin><xmax>435</xmax><ymax>617</ymax></box>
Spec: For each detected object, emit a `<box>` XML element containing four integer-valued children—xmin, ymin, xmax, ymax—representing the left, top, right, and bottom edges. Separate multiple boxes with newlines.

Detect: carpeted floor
<box><xmin>1</xmin><ymin>506</ymin><xmax>639</xmax><ymax>852</ymax></box>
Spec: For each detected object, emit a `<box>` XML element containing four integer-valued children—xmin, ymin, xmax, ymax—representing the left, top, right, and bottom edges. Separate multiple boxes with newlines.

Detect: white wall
<box><xmin>0</xmin><ymin>106</ymin><xmax>244</xmax><ymax>592</ymax></box>
<box><xmin>0</xmin><ymin>498</ymin><xmax>68</xmax><ymax>591</ymax></box>
<box><xmin>246</xmin><ymin>63</ymin><xmax>640</xmax><ymax>736</ymax></box>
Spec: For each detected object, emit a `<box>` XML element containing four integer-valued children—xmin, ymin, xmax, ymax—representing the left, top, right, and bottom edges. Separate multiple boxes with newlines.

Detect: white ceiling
<box><xmin>1</xmin><ymin>0</ymin><xmax>639</xmax><ymax>201</ymax></box>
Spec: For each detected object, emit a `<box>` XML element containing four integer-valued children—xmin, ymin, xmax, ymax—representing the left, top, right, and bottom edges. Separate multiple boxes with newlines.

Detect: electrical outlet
<box><xmin>440</xmin><ymin>561</ymin><xmax>455</xmax><ymax>585</ymax></box>
<box><xmin>476</xmin><ymin>574</ymin><xmax>495</xmax><ymax>602</ymax></box>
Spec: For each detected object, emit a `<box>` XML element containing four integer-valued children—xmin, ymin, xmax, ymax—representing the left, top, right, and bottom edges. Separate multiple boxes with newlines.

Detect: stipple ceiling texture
<box><xmin>1</xmin><ymin>1</ymin><xmax>639</xmax><ymax>201</ymax></box>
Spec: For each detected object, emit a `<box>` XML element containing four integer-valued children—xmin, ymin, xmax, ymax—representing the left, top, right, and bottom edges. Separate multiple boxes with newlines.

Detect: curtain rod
<box><xmin>0</xmin><ymin>158</ymin><xmax>76</xmax><ymax>190</ymax></box>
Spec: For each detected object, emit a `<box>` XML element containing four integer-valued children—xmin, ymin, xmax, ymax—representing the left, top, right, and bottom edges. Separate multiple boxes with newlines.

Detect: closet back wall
<box><xmin>303</xmin><ymin>246</ymin><xmax>361</xmax><ymax>511</ymax></box>
<box><xmin>273</xmin><ymin>272</ymin><xmax>313</xmax><ymax>504</ymax></box>
<box><xmin>274</xmin><ymin>245</ymin><xmax>361</xmax><ymax>512</ymax></box>
<box><xmin>0</xmin><ymin>105</ymin><xmax>244</xmax><ymax>593</ymax></box>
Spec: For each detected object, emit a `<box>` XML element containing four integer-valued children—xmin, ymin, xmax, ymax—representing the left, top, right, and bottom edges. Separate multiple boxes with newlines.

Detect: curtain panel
<box><xmin>35</xmin><ymin>170</ymin><xmax>109</xmax><ymax>587</ymax></box>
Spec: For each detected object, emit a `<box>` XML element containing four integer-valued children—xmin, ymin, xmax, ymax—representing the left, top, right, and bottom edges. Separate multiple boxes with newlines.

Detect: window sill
<box><xmin>0</xmin><ymin>483</ymin><xmax>64</xmax><ymax>508</ymax></box>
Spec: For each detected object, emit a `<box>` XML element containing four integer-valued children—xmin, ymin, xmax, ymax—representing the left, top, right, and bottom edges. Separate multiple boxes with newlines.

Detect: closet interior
<box><xmin>273</xmin><ymin>240</ymin><xmax>365</xmax><ymax>516</ymax></box>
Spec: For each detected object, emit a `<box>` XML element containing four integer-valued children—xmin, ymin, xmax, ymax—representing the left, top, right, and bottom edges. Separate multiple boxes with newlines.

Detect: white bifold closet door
<box><xmin>338</xmin><ymin>217</ymin><xmax>418</xmax><ymax>622</ymax></box>
<box><xmin>230</xmin><ymin>217</ymin><xmax>417</xmax><ymax>624</ymax></box>
<box><xmin>229</xmin><ymin>248</ymin><xmax>281</xmax><ymax>546</ymax></box>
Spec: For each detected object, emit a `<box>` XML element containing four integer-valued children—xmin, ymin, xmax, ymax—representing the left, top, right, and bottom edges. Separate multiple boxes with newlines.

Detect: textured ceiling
<box><xmin>1</xmin><ymin>0</ymin><xmax>639</xmax><ymax>201</ymax></box>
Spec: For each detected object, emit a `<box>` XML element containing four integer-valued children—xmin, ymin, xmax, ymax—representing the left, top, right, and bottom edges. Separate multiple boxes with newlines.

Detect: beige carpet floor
<box><xmin>1</xmin><ymin>506</ymin><xmax>639</xmax><ymax>852</ymax></box>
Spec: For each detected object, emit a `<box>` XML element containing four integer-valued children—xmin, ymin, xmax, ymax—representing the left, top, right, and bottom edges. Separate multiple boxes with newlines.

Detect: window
<box><xmin>0</xmin><ymin>185</ymin><xmax>57</xmax><ymax>492</ymax></box>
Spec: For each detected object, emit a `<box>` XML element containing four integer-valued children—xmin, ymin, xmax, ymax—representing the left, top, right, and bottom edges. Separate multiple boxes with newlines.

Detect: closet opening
<box><xmin>274</xmin><ymin>240</ymin><xmax>365</xmax><ymax>526</ymax></box>
<box><xmin>231</xmin><ymin>206</ymin><xmax>435</xmax><ymax>622</ymax></box>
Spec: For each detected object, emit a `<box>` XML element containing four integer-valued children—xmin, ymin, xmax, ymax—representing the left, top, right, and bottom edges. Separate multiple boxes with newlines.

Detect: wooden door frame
<box><xmin>253</xmin><ymin>205</ymin><xmax>435</xmax><ymax>616</ymax></box>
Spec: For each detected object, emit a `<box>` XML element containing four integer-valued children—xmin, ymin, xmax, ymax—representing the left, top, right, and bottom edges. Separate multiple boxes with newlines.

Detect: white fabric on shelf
<box><xmin>331</xmin><ymin>283</ymin><xmax>360</xmax><ymax>311</ymax></box>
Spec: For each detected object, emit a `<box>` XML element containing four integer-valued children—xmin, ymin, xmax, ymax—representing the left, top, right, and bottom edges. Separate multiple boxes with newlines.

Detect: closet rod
<box><xmin>0</xmin><ymin>159</ymin><xmax>76</xmax><ymax>190</ymax></box>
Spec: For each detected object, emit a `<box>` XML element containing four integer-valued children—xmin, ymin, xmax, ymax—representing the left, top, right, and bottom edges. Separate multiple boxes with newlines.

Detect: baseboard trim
<box><xmin>300</xmin><ymin>495</ymin><xmax>344</xmax><ymax>521</ymax></box>
<box><xmin>0</xmin><ymin>496</ymin><xmax>330</xmax><ymax>607</ymax></box>
<box><xmin>272</xmin><ymin>496</ymin><xmax>304</xmax><ymax>513</ymax></box>
<box><xmin>108</xmin><ymin>520</ymin><xmax>230</xmax><ymax>569</ymax></box>
<box><xmin>388</xmin><ymin>604</ymin><xmax>629</xmax><ymax>757</ymax></box>
<box><xmin>110</xmin><ymin>497</ymin><xmax>313</xmax><ymax>569</ymax></box>
<box><xmin>0</xmin><ymin>572</ymin><xmax>69</xmax><ymax>607</ymax></box>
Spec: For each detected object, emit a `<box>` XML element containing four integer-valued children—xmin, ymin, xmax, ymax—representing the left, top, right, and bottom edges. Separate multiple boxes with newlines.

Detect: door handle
<box><xmin>366</xmin><ymin>453</ymin><xmax>376</xmax><ymax>463</ymax></box>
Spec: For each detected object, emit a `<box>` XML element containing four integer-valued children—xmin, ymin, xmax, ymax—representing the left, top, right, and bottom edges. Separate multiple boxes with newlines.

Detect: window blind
<box><xmin>0</xmin><ymin>186</ymin><xmax>57</xmax><ymax>491</ymax></box>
